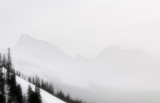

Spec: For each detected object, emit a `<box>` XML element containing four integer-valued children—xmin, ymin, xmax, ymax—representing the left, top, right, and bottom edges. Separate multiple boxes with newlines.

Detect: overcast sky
<box><xmin>1</xmin><ymin>0</ymin><xmax>160</xmax><ymax>58</ymax></box>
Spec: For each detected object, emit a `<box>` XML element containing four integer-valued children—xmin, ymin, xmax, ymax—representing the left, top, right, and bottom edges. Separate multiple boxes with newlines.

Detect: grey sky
<box><xmin>1</xmin><ymin>0</ymin><xmax>160</xmax><ymax>58</ymax></box>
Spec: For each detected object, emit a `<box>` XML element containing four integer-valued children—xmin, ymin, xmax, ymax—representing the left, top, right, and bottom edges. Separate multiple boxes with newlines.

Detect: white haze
<box><xmin>1</xmin><ymin>0</ymin><xmax>160</xmax><ymax>102</ymax></box>
<box><xmin>1</xmin><ymin>0</ymin><xmax>160</xmax><ymax>58</ymax></box>
<box><xmin>10</xmin><ymin>35</ymin><xmax>160</xmax><ymax>103</ymax></box>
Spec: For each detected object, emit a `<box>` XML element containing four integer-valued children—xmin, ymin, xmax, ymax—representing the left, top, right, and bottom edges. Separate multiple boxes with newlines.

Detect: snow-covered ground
<box><xmin>12</xmin><ymin>35</ymin><xmax>160</xmax><ymax>103</ymax></box>
<box><xmin>16</xmin><ymin>76</ymin><xmax>66</xmax><ymax>103</ymax></box>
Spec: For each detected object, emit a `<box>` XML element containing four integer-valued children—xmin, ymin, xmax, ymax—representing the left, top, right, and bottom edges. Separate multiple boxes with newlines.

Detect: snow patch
<box><xmin>16</xmin><ymin>76</ymin><xmax>66</xmax><ymax>103</ymax></box>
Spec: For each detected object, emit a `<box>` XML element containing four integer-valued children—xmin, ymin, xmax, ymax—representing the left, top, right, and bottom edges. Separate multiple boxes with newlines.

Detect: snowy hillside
<box><xmin>12</xmin><ymin>34</ymin><xmax>160</xmax><ymax>103</ymax></box>
<box><xmin>16</xmin><ymin>76</ymin><xmax>66</xmax><ymax>103</ymax></box>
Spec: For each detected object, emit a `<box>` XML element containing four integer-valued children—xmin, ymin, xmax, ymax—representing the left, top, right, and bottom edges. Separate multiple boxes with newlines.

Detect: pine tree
<box><xmin>0</xmin><ymin>53</ymin><xmax>2</xmax><ymax>68</ymax></box>
<box><xmin>28</xmin><ymin>77</ymin><xmax>31</xmax><ymax>83</ymax></box>
<box><xmin>41</xmin><ymin>79</ymin><xmax>44</xmax><ymax>89</ymax></box>
<box><xmin>9</xmin><ymin>69</ymin><xmax>17</xmax><ymax>103</ymax></box>
<box><xmin>34</xmin><ymin>75</ymin><xmax>42</xmax><ymax>103</ymax></box>
<box><xmin>7</xmin><ymin>48</ymin><xmax>12</xmax><ymax>68</ymax></box>
<box><xmin>2</xmin><ymin>54</ymin><xmax>6</xmax><ymax>68</ymax></box>
<box><xmin>27</xmin><ymin>85</ymin><xmax>34</xmax><ymax>103</ymax></box>
<box><xmin>0</xmin><ymin>53</ymin><xmax>5</xmax><ymax>103</ymax></box>
<box><xmin>16</xmin><ymin>84</ymin><xmax>23</xmax><ymax>103</ymax></box>
<box><xmin>32</xmin><ymin>77</ymin><xmax>35</xmax><ymax>85</ymax></box>
<box><xmin>6</xmin><ymin>48</ymin><xmax>12</xmax><ymax>85</ymax></box>
<box><xmin>50</xmin><ymin>83</ymin><xmax>54</xmax><ymax>94</ymax></box>
<box><xmin>5</xmin><ymin>48</ymin><xmax>14</xmax><ymax>103</ymax></box>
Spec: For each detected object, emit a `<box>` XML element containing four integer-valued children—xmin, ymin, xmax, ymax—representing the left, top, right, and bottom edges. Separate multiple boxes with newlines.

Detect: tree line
<box><xmin>16</xmin><ymin>67</ymin><xmax>85</xmax><ymax>103</ymax></box>
<box><xmin>0</xmin><ymin>48</ymin><xmax>42</xmax><ymax>103</ymax></box>
<box><xmin>0</xmin><ymin>48</ymin><xmax>85</xmax><ymax>103</ymax></box>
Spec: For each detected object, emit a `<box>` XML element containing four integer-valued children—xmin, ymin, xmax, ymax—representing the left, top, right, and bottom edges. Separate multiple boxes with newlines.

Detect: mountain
<box><xmin>13</xmin><ymin>35</ymin><xmax>91</xmax><ymax>102</ymax></box>
<box><xmin>14</xmin><ymin>34</ymin><xmax>72</xmax><ymax>61</ymax></box>
<box><xmin>12</xmin><ymin>34</ymin><xmax>160</xmax><ymax>103</ymax></box>
<box><xmin>13</xmin><ymin>34</ymin><xmax>75</xmax><ymax>83</ymax></box>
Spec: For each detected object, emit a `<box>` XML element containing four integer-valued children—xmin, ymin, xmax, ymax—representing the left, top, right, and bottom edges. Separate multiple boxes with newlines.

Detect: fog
<box><xmin>1</xmin><ymin>0</ymin><xmax>160</xmax><ymax>102</ymax></box>
<box><xmin>1</xmin><ymin>0</ymin><xmax>160</xmax><ymax>58</ymax></box>
<box><xmin>10</xmin><ymin>35</ymin><xmax>160</xmax><ymax>103</ymax></box>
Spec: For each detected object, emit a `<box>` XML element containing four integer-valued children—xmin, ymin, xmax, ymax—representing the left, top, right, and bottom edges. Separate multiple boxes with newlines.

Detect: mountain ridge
<box><xmin>11</xmin><ymin>34</ymin><xmax>160</xmax><ymax>103</ymax></box>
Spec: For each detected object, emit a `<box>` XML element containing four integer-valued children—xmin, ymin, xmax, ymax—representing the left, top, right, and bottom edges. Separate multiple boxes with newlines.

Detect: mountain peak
<box><xmin>19</xmin><ymin>34</ymin><xmax>35</xmax><ymax>41</ymax></box>
<box><xmin>14</xmin><ymin>34</ymin><xmax>37</xmax><ymax>49</ymax></box>
<box><xmin>14</xmin><ymin>34</ymin><xmax>72</xmax><ymax>61</ymax></box>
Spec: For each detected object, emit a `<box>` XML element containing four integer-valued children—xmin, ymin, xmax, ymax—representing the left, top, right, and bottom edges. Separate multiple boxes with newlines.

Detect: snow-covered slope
<box><xmin>16</xmin><ymin>76</ymin><xmax>66</xmax><ymax>103</ymax></box>
<box><xmin>12</xmin><ymin>34</ymin><xmax>160</xmax><ymax>103</ymax></box>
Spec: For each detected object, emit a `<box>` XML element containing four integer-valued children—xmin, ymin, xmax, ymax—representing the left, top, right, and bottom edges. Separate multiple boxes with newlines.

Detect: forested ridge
<box><xmin>0</xmin><ymin>48</ymin><xmax>85</xmax><ymax>103</ymax></box>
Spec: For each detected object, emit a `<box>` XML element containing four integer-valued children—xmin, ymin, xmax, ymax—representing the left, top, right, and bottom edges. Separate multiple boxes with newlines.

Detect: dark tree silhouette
<box><xmin>6</xmin><ymin>48</ymin><xmax>12</xmax><ymax>84</ymax></box>
<box><xmin>0</xmin><ymin>53</ymin><xmax>5</xmax><ymax>103</ymax></box>
<box><xmin>16</xmin><ymin>84</ymin><xmax>23</xmax><ymax>103</ymax></box>
<box><xmin>9</xmin><ymin>69</ymin><xmax>17</xmax><ymax>103</ymax></box>
<box><xmin>27</xmin><ymin>85</ymin><xmax>34</xmax><ymax>103</ymax></box>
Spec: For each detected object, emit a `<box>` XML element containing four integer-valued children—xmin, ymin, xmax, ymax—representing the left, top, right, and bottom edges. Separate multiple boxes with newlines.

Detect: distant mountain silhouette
<box><xmin>14</xmin><ymin>34</ymin><xmax>72</xmax><ymax>61</ymax></box>
<box><xmin>11</xmin><ymin>34</ymin><xmax>160</xmax><ymax>103</ymax></box>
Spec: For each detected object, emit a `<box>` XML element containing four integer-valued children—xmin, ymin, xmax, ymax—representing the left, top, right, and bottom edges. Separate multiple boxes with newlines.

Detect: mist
<box><xmin>1</xmin><ymin>0</ymin><xmax>160</xmax><ymax>103</ymax></box>
<box><xmin>9</xmin><ymin>35</ymin><xmax>160</xmax><ymax>103</ymax></box>
<box><xmin>1</xmin><ymin>0</ymin><xmax>160</xmax><ymax>58</ymax></box>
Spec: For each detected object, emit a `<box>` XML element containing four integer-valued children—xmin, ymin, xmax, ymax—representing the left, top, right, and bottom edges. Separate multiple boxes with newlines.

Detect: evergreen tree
<box><xmin>0</xmin><ymin>53</ymin><xmax>5</xmax><ymax>103</ymax></box>
<box><xmin>7</xmin><ymin>48</ymin><xmax>12</xmax><ymax>68</ymax></box>
<box><xmin>41</xmin><ymin>79</ymin><xmax>44</xmax><ymax>89</ymax></box>
<box><xmin>28</xmin><ymin>77</ymin><xmax>31</xmax><ymax>83</ymax></box>
<box><xmin>35</xmin><ymin>76</ymin><xmax>42</xmax><ymax>103</ymax></box>
<box><xmin>27</xmin><ymin>85</ymin><xmax>34</xmax><ymax>103</ymax></box>
<box><xmin>6</xmin><ymin>48</ymin><xmax>12</xmax><ymax>85</ymax></box>
<box><xmin>2</xmin><ymin>54</ymin><xmax>6</xmax><ymax>68</ymax></box>
<box><xmin>34</xmin><ymin>86</ymin><xmax>41</xmax><ymax>103</ymax></box>
<box><xmin>0</xmin><ymin>53</ymin><xmax>2</xmax><ymax>68</ymax></box>
<box><xmin>5</xmin><ymin>48</ymin><xmax>15</xmax><ymax>103</ymax></box>
<box><xmin>16</xmin><ymin>84</ymin><xmax>23</xmax><ymax>103</ymax></box>
<box><xmin>50</xmin><ymin>83</ymin><xmax>54</xmax><ymax>94</ymax></box>
<box><xmin>32</xmin><ymin>77</ymin><xmax>35</xmax><ymax>85</ymax></box>
<box><xmin>9</xmin><ymin>69</ymin><xmax>17</xmax><ymax>103</ymax></box>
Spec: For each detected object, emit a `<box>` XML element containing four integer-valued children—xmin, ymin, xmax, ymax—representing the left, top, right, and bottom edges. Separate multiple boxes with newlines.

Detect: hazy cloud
<box><xmin>1</xmin><ymin>0</ymin><xmax>160</xmax><ymax>58</ymax></box>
